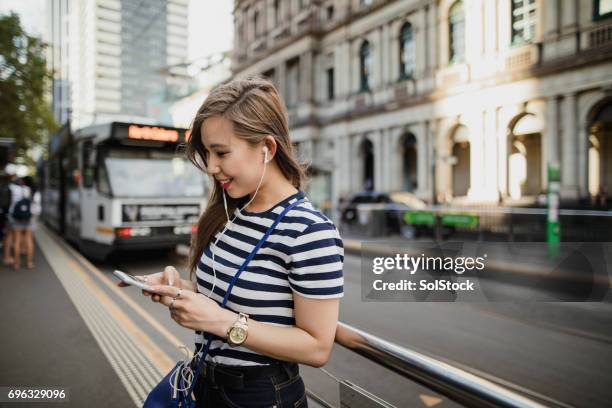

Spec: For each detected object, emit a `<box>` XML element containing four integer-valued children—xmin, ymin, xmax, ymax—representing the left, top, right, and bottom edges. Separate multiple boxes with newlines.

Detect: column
<box><xmin>543</xmin><ymin>0</ymin><xmax>559</xmax><ymax>38</ymax></box>
<box><xmin>483</xmin><ymin>0</ymin><xmax>497</xmax><ymax>54</ymax></box>
<box><xmin>381</xmin><ymin>23</ymin><xmax>390</xmax><ymax>85</ymax></box>
<box><xmin>426</xmin><ymin>3</ymin><xmax>437</xmax><ymax>70</ymax></box>
<box><xmin>561</xmin><ymin>93</ymin><xmax>579</xmax><ymax>199</ymax></box>
<box><xmin>389</xmin><ymin>22</ymin><xmax>399</xmax><ymax>82</ymax></box>
<box><xmin>417</xmin><ymin>121</ymin><xmax>428</xmax><ymax>197</ymax></box>
<box><xmin>417</xmin><ymin>8</ymin><xmax>427</xmax><ymax>77</ymax></box>
<box><xmin>561</xmin><ymin>0</ymin><xmax>577</xmax><ymax>31</ymax></box>
<box><xmin>382</xmin><ymin>129</ymin><xmax>394</xmax><ymax>191</ymax></box>
<box><xmin>277</xmin><ymin>62</ymin><xmax>286</xmax><ymax>102</ymax></box>
<box><xmin>578</xmin><ymin>125</ymin><xmax>588</xmax><ymax>198</ymax></box>
<box><xmin>483</xmin><ymin>108</ymin><xmax>499</xmax><ymax>201</ymax></box>
<box><xmin>373</xmin><ymin>130</ymin><xmax>384</xmax><ymax>190</ymax></box>
<box><xmin>373</xmin><ymin>28</ymin><xmax>382</xmax><ymax>88</ymax></box>
<box><xmin>545</xmin><ymin>97</ymin><xmax>560</xmax><ymax>189</ymax></box>
<box><xmin>299</xmin><ymin>51</ymin><xmax>313</xmax><ymax>103</ymax></box>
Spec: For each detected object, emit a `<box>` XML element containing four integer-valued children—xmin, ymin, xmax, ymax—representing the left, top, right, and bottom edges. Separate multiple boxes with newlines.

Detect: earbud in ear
<box><xmin>263</xmin><ymin>146</ymin><xmax>269</xmax><ymax>163</ymax></box>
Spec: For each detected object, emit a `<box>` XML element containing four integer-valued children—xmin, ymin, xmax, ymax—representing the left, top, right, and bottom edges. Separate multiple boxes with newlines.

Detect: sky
<box><xmin>0</xmin><ymin>0</ymin><xmax>233</xmax><ymax>62</ymax></box>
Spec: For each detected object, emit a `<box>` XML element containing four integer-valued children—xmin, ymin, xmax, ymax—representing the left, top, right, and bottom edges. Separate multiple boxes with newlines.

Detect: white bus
<box><xmin>40</xmin><ymin>122</ymin><xmax>207</xmax><ymax>260</ymax></box>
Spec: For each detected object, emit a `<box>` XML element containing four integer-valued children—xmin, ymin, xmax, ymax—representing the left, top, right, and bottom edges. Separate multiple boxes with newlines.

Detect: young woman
<box><xmin>120</xmin><ymin>77</ymin><xmax>344</xmax><ymax>407</ymax></box>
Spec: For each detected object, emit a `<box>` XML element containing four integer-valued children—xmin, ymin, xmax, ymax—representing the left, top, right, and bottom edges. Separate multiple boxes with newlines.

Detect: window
<box><xmin>274</xmin><ymin>0</ymin><xmax>280</xmax><ymax>25</ymax></box>
<box><xmin>511</xmin><ymin>0</ymin><xmax>537</xmax><ymax>44</ymax></box>
<box><xmin>326</xmin><ymin>5</ymin><xmax>334</xmax><ymax>21</ymax></box>
<box><xmin>449</xmin><ymin>0</ymin><xmax>465</xmax><ymax>64</ymax></box>
<box><xmin>253</xmin><ymin>10</ymin><xmax>259</xmax><ymax>38</ymax></box>
<box><xmin>359</xmin><ymin>41</ymin><xmax>372</xmax><ymax>91</ymax></box>
<box><xmin>262</xmin><ymin>68</ymin><xmax>275</xmax><ymax>83</ymax></box>
<box><xmin>399</xmin><ymin>23</ymin><xmax>415</xmax><ymax>79</ymax></box>
<box><xmin>594</xmin><ymin>0</ymin><xmax>612</xmax><ymax>20</ymax></box>
<box><xmin>326</xmin><ymin>67</ymin><xmax>335</xmax><ymax>100</ymax></box>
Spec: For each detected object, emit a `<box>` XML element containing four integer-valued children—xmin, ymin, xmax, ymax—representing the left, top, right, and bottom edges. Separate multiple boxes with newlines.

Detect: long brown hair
<box><xmin>186</xmin><ymin>76</ymin><xmax>307</xmax><ymax>278</ymax></box>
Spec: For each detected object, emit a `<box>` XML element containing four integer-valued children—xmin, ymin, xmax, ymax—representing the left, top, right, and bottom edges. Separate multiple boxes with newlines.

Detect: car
<box><xmin>340</xmin><ymin>191</ymin><xmax>429</xmax><ymax>238</ymax></box>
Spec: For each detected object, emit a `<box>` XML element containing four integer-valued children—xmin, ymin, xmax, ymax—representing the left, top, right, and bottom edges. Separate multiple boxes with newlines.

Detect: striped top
<box><xmin>194</xmin><ymin>190</ymin><xmax>344</xmax><ymax>366</ymax></box>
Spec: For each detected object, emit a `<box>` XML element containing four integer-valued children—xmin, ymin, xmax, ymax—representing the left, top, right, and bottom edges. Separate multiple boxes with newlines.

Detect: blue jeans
<box><xmin>193</xmin><ymin>361</ymin><xmax>308</xmax><ymax>408</ymax></box>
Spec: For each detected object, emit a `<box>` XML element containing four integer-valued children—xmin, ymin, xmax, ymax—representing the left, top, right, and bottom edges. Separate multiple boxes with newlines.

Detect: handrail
<box><xmin>334</xmin><ymin>322</ymin><xmax>548</xmax><ymax>408</ymax></box>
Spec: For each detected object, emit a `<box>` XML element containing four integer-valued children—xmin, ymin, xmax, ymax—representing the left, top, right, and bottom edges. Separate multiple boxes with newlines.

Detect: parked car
<box><xmin>340</xmin><ymin>191</ymin><xmax>429</xmax><ymax>238</ymax></box>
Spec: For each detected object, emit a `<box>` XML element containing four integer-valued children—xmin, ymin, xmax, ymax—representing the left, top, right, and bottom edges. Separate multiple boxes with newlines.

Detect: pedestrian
<box><xmin>2</xmin><ymin>167</ymin><xmax>17</xmax><ymax>266</ymax></box>
<box><xmin>8</xmin><ymin>177</ymin><xmax>34</xmax><ymax>269</ymax></box>
<box><xmin>119</xmin><ymin>76</ymin><xmax>344</xmax><ymax>407</ymax></box>
<box><xmin>0</xmin><ymin>170</ymin><xmax>12</xmax><ymax>260</ymax></box>
<box><xmin>21</xmin><ymin>176</ymin><xmax>41</xmax><ymax>268</ymax></box>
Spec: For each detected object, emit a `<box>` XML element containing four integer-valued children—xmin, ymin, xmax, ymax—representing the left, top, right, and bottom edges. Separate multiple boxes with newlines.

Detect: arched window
<box><xmin>449</xmin><ymin>1</ymin><xmax>465</xmax><ymax>64</ymax></box>
<box><xmin>511</xmin><ymin>0</ymin><xmax>537</xmax><ymax>45</ymax></box>
<box><xmin>359</xmin><ymin>41</ymin><xmax>371</xmax><ymax>91</ymax></box>
<box><xmin>399</xmin><ymin>23</ymin><xmax>415</xmax><ymax>80</ymax></box>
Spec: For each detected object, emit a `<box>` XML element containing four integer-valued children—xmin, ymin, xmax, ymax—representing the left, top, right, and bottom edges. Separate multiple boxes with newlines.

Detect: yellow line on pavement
<box><xmin>57</xmin><ymin>246</ymin><xmax>175</xmax><ymax>374</ymax></box>
<box><xmin>57</xmin><ymin>235</ymin><xmax>188</xmax><ymax>354</ymax></box>
<box><xmin>39</xmin><ymin>226</ymin><xmax>183</xmax><ymax>373</ymax></box>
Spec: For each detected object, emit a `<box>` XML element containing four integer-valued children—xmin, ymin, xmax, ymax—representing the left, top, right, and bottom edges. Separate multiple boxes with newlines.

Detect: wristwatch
<box><xmin>226</xmin><ymin>312</ymin><xmax>249</xmax><ymax>347</ymax></box>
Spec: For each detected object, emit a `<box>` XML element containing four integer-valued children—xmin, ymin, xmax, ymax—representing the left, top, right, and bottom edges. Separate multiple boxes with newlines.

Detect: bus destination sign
<box><xmin>128</xmin><ymin>125</ymin><xmax>179</xmax><ymax>142</ymax></box>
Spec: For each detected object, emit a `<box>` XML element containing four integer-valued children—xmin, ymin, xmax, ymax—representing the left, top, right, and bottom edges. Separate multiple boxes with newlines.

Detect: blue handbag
<box><xmin>143</xmin><ymin>199</ymin><xmax>305</xmax><ymax>407</ymax></box>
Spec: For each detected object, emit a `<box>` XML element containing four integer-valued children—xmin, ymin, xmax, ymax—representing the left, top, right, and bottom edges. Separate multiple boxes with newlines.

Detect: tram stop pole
<box><xmin>547</xmin><ymin>163</ymin><xmax>561</xmax><ymax>258</ymax></box>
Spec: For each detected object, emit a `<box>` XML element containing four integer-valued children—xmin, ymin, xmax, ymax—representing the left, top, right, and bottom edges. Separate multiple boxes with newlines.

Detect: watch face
<box><xmin>229</xmin><ymin>327</ymin><xmax>246</xmax><ymax>344</ymax></box>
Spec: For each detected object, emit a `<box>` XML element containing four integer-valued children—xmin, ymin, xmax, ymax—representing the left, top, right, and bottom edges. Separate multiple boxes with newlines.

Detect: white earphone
<box><xmin>263</xmin><ymin>145</ymin><xmax>269</xmax><ymax>163</ymax></box>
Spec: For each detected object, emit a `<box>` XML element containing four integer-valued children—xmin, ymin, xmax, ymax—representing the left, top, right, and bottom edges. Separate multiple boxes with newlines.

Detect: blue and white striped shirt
<box><xmin>194</xmin><ymin>190</ymin><xmax>344</xmax><ymax>366</ymax></box>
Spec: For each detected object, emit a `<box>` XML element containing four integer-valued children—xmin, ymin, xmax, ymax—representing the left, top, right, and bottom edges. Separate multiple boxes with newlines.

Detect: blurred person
<box><xmin>119</xmin><ymin>77</ymin><xmax>344</xmax><ymax>407</ymax></box>
<box><xmin>21</xmin><ymin>176</ymin><xmax>41</xmax><ymax>268</ymax></box>
<box><xmin>8</xmin><ymin>177</ymin><xmax>33</xmax><ymax>269</ymax></box>
<box><xmin>2</xmin><ymin>168</ymin><xmax>16</xmax><ymax>265</ymax></box>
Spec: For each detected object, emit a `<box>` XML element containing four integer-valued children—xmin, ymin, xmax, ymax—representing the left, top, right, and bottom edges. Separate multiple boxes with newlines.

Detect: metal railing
<box><xmin>332</xmin><ymin>322</ymin><xmax>555</xmax><ymax>408</ymax></box>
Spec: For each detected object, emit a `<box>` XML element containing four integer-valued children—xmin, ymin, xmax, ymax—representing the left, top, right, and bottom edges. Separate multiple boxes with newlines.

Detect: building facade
<box><xmin>231</xmin><ymin>0</ymin><xmax>612</xmax><ymax>210</ymax></box>
<box><xmin>48</xmin><ymin>0</ymin><xmax>190</xmax><ymax>129</ymax></box>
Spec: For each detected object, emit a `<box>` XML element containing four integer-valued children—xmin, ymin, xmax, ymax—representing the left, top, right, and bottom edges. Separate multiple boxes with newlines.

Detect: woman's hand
<box><xmin>116</xmin><ymin>266</ymin><xmax>183</xmax><ymax>303</ymax></box>
<box><xmin>148</xmin><ymin>284</ymin><xmax>236</xmax><ymax>336</ymax></box>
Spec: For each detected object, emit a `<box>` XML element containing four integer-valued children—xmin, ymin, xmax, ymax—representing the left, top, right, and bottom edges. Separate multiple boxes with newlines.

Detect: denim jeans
<box><xmin>193</xmin><ymin>361</ymin><xmax>307</xmax><ymax>408</ymax></box>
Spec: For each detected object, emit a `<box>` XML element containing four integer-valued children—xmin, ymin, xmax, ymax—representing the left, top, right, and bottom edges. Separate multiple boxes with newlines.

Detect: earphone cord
<box><xmin>210</xmin><ymin>150</ymin><xmax>267</xmax><ymax>298</ymax></box>
<box><xmin>168</xmin><ymin>151</ymin><xmax>269</xmax><ymax>397</ymax></box>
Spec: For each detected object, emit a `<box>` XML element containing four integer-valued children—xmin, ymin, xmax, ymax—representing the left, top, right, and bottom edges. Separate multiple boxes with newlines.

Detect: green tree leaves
<box><xmin>0</xmin><ymin>12</ymin><xmax>58</xmax><ymax>163</ymax></box>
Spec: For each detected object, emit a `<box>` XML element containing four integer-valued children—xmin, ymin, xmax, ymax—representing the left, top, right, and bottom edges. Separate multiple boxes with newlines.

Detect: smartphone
<box><xmin>113</xmin><ymin>270</ymin><xmax>153</xmax><ymax>291</ymax></box>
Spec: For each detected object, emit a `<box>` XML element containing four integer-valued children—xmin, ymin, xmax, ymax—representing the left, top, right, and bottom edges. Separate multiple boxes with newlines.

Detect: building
<box><xmin>231</xmin><ymin>0</ymin><xmax>612</xmax><ymax>210</ymax></box>
<box><xmin>47</xmin><ymin>0</ymin><xmax>190</xmax><ymax>130</ymax></box>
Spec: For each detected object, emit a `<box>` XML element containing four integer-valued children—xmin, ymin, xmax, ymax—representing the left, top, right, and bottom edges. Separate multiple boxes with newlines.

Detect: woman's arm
<box><xmin>213</xmin><ymin>295</ymin><xmax>340</xmax><ymax>367</ymax></box>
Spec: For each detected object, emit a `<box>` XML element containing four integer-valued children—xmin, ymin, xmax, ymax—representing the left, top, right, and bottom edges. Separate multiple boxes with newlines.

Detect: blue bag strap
<box><xmin>186</xmin><ymin>198</ymin><xmax>306</xmax><ymax>400</ymax></box>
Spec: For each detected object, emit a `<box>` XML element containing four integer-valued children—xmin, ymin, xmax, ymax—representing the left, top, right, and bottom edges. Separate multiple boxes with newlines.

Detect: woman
<box><xmin>119</xmin><ymin>77</ymin><xmax>344</xmax><ymax>407</ymax></box>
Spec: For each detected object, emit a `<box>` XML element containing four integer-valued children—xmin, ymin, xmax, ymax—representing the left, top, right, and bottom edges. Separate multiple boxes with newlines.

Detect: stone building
<box><xmin>231</xmin><ymin>0</ymin><xmax>612</xmax><ymax>210</ymax></box>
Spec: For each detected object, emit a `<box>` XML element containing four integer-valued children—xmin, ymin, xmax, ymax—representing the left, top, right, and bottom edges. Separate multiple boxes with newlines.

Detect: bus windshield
<box><xmin>104</xmin><ymin>151</ymin><xmax>205</xmax><ymax>198</ymax></box>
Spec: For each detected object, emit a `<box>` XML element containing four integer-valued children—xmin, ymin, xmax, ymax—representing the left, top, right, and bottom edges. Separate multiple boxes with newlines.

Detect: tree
<box><xmin>0</xmin><ymin>12</ymin><xmax>58</xmax><ymax>163</ymax></box>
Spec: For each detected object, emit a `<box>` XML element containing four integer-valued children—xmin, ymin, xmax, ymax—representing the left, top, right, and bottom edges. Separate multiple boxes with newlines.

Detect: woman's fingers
<box><xmin>163</xmin><ymin>266</ymin><xmax>177</xmax><ymax>286</ymax></box>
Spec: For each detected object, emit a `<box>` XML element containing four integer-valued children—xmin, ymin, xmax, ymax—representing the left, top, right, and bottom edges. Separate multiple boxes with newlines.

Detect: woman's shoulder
<box><xmin>287</xmin><ymin>198</ymin><xmax>338</xmax><ymax>233</ymax></box>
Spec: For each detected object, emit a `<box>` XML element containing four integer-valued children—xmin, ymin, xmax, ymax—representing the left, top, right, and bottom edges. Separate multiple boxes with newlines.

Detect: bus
<box><xmin>39</xmin><ymin>122</ymin><xmax>207</xmax><ymax>260</ymax></box>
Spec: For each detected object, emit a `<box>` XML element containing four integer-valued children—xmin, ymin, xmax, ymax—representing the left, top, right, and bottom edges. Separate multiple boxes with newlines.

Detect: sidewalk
<box><xmin>0</xmin><ymin>240</ymin><xmax>133</xmax><ymax>407</ymax></box>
